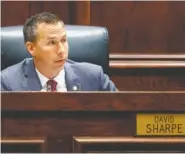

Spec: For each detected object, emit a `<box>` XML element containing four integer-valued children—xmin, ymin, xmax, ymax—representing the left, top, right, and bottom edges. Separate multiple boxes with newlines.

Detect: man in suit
<box><xmin>1</xmin><ymin>12</ymin><xmax>117</xmax><ymax>91</ymax></box>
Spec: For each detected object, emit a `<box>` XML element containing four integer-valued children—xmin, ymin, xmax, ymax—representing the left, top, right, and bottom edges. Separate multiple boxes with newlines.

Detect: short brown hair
<box><xmin>23</xmin><ymin>12</ymin><xmax>64</xmax><ymax>43</ymax></box>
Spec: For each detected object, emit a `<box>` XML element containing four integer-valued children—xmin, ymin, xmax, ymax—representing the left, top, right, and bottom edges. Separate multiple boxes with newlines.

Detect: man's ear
<box><xmin>25</xmin><ymin>41</ymin><xmax>36</xmax><ymax>57</ymax></box>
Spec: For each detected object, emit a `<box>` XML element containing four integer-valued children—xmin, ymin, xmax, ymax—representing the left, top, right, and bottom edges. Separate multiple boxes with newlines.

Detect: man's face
<box><xmin>28</xmin><ymin>22</ymin><xmax>68</xmax><ymax>70</ymax></box>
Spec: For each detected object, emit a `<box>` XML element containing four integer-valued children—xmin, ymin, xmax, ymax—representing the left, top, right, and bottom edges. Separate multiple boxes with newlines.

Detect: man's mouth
<box><xmin>54</xmin><ymin>59</ymin><xmax>65</xmax><ymax>63</ymax></box>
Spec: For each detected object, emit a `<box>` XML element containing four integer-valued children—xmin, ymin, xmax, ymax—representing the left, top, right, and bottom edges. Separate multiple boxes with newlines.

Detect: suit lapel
<box><xmin>24</xmin><ymin>59</ymin><xmax>42</xmax><ymax>91</ymax></box>
<box><xmin>64</xmin><ymin>61</ymin><xmax>82</xmax><ymax>91</ymax></box>
<box><xmin>24</xmin><ymin>59</ymin><xmax>81</xmax><ymax>91</ymax></box>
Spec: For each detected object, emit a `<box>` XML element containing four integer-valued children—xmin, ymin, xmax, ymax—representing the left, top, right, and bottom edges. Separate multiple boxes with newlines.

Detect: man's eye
<box><xmin>61</xmin><ymin>38</ymin><xmax>67</xmax><ymax>43</ymax></box>
<box><xmin>48</xmin><ymin>40</ymin><xmax>55</xmax><ymax>45</ymax></box>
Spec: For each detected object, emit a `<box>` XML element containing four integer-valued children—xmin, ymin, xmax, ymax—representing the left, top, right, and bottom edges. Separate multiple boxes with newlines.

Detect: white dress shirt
<box><xmin>35</xmin><ymin>68</ymin><xmax>67</xmax><ymax>92</ymax></box>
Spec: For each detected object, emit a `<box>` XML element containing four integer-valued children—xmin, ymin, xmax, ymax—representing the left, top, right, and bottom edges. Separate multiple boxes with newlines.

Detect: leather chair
<box><xmin>1</xmin><ymin>25</ymin><xmax>109</xmax><ymax>73</ymax></box>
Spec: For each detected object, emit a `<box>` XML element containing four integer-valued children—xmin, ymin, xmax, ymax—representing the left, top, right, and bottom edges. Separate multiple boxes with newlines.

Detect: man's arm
<box><xmin>99</xmin><ymin>67</ymin><xmax>118</xmax><ymax>91</ymax></box>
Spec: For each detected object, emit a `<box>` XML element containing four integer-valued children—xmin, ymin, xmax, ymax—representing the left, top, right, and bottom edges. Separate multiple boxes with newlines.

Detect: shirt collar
<box><xmin>35</xmin><ymin>68</ymin><xmax>66</xmax><ymax>88</ymax></box>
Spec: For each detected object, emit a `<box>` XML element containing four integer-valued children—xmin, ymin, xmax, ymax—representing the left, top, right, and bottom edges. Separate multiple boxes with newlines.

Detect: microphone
<box><xmin>47</xmin><ymin>85</ymin><xmax>52</xmax><ymax>91</ymax></box>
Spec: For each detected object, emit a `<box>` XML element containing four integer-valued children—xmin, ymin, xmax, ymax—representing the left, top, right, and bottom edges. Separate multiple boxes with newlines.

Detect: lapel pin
<box><xmin>72</xmin><ymin>86</ymin><xmax>78</xmax><ymax>91</ymax></box>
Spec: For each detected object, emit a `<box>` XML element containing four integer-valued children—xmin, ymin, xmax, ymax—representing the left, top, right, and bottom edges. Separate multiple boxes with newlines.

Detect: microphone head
<box><xmin>47</xmin><ymin>85</ymin><xmax>51</xmax><ymax>91</ymax></box>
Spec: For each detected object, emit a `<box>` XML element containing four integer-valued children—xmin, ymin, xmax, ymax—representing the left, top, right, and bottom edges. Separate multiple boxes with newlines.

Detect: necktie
<box><xmin>47</xmin><ymin>80</ymin><xmax>57</xmax><ymax>91</ymax></box>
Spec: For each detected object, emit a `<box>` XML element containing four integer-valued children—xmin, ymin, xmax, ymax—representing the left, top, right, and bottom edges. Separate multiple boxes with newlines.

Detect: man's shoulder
<box><xmin>1</xmin><ymin>58</ymin><xmax>31</xmax><ymax>76</ymax></box>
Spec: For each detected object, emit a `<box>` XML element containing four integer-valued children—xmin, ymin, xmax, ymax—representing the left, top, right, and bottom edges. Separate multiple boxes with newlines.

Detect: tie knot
<box><xmin>47</xmin><ymin>80</ymin><xmax>57</xmax><ymax>91</ymax></box>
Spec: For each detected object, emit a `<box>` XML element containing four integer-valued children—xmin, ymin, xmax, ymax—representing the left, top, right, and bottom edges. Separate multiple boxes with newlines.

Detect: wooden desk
<box><xmin>1</xmin><ymin>92</ymin><xmax>185</xmax><ymax>152</ymax></box>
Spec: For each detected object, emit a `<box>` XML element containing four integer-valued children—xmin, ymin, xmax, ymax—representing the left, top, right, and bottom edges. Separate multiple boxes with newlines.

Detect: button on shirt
<box><xmin>35</xmin><ymin>68</ymin><xmax>67</xmax><ymax>92</ymax></box>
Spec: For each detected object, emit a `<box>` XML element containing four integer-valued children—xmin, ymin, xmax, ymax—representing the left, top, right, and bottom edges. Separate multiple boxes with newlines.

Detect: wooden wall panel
<box><xmin>72</xmin><ymin>1</ymin><xmax>91</xmax><ymax>25</ymax></box>
<box><xmin>2</xmin><ymin>92</ymin><xmax>185</xmax><ymax>152</ymax></box>
<box><xmin>1</xmin><ymin>138</ymin><xmax>46</xmax><ymax>153</ymax></box>
<box><xmin>1</xmin><ymin>1</ymin><xmax>72</xmax><ymax>26</ymax></box>
<box><xmin>1</xmin><ymin>1</ymin><xmax>90</xmax><ymax>26</ymax></box>
<box><xmin>29</xmin><ymin>1</ymin><xmax>43</xmax><ymax>16</ymax></box>
<box><xmin>73</xmin><ymin>137</ymin><xmax>185</xmax><ymax>153</ymax></box>
<box><xmin>1</xmin><ymin>1</ymin><xmax>30</xmax><ymax>26</ymax></box>
<box><xmin>91</xmin><ymin>1</ymin><xmax>185</xmax><ymax>54</ymax></box>
<box><xmin>110</xmin><ymin>73</ymin><xmax>185</xmax><ymax>91</ymax></box>
<box><xmin>41</xmin><ymin>1</ymin><xmax>71</xmax><ymax>24</ymax></box>
<box><xmin>109</xmin><ymin>55</ymin><xmax>185</xmax><ymax>91</ymax></box>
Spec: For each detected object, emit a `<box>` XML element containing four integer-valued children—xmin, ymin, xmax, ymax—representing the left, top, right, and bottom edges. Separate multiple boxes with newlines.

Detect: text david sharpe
<box><xmin>146</xmin><ymin>116</ymin><xmax>183</xmax><ymax>134</ymax></box>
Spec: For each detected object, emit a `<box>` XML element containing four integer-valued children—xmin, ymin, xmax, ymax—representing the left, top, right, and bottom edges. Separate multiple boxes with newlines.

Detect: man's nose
<box><xmin>58</xmin><ymin>42</ymin><xmax>65</xmax><ymax>55</ymax></box>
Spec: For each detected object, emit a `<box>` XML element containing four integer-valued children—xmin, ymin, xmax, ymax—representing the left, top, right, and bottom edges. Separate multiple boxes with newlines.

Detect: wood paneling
<box><xmin>73</xmin><ymin>137</ymin><xmax>185</xmax><ymax>153</ymax></box>
<box><xmin>110</xmin><ymin>68</ymin><xmax>185</xmax><ymax>91</ymax></box>
<box><xmin>1</xmin><ymin>1</ymin><xmax>89</xmax><ymax>26</ymax></box>
<box><xmin>91</xmin><ymin>1</ymin><xmax>185</xmax><ymax>54</ymax></box>
<box><xmin>41</xmin><ymin>1</ymin><xmax>71</xmax><ymax>24</ymax></box>
<box><xmin>1</xmin><ymin>1</ymin><xmax>73</xmax><ymax>26</ymax></box>
<box><xmin>72</xmin><ymin>1</ymin><xmax>91</xmax><ymax>25</ymax></box>
<box><xmin>1</xmin><ymin>1</ymin><xmax>30</xmax><ymax>26</ymax></box>
<box><xmin>2</xmin><ymin>92</ymin><xmax>185</xmax><ymax>152</ymax></box>
<box><xmin>29</xmin><ymin>1</ymin><xmax>42</xmax><ymax>16</ymax></box>
<box><xmin>1</xmin><ymin>137</ymin><xmax>46</xmax><ymax>153</ymax></box>
<box><xmin>109</xmin><ymin>54</ymin><xmax>185</xmax><ymax>91</ymax></box>
<box><xmin>2</xmin><ymin>92</ymin><xmax>185</xmax><ymax>111</ymax></box>
<box><xmin>110</xmin><ymin>54</ymin><xmax>185</xmax><ymax>68</ymax></box>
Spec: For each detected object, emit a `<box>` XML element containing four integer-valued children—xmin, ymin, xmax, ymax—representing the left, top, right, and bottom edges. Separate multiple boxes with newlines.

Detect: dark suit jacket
<box><xmin>1</xmin><ymin>58</ymin><xmax>117</xmax><ymax>91</ymax></box>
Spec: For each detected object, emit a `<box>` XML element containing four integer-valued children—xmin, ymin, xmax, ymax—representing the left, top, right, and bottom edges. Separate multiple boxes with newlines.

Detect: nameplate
<box><xmin>136</xmin><ymin>114</ymin><xmax>185</xmax><ymax>136</ymax></box>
